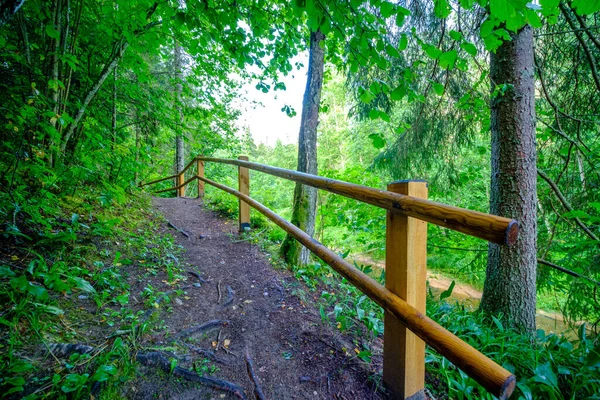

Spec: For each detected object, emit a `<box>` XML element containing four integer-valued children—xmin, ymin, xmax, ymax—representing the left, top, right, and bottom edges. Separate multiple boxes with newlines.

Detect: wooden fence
<box><xmin>140</xmin><ymin>155</ymin><xmax>518</xmax><ymax>400</ymax></box>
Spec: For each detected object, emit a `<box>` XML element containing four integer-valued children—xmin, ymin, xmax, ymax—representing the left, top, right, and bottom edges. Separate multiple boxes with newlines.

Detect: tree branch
<box><xmin>538</xmin><ymin>259</ymin><xmax>600</xmax><ymax>287</ymax></box>
<box><xmin>560</xmin><ymin>3</ymin><xmax>600</xmax><ymax>92</ymax></box>
<box><xmin>537</xmin><ymin>168</ymin><xmax>599</xmax><ymax>242</ymax></box>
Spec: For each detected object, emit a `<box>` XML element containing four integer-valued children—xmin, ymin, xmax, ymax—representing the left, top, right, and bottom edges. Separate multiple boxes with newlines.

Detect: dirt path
<box><xmin>127</xmin><ymin>197</ymin><xmax>385</xmax><ymax>400</ymax></box>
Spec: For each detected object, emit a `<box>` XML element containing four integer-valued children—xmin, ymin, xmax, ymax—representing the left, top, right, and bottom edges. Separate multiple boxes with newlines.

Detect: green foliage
<box><xmin>427</xmin><ymin>296</ymin><xmax>600</xmax><ymax>399</ymax></box>
<box><xmin>0</xmin><ymin>187</ymin><xmax>184</xmax><ymax>398</ymax></box>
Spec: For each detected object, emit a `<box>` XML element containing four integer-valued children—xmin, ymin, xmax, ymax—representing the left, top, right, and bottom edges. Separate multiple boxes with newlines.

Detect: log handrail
<box><xmin>198</xmin><ymin>174</ymin><xmax>515</xmax><ymax>399</ymax></box>
<box><xmin>139</xmin><ymin>155</ymin><xmax>519</xmax><ymax>399</ymax></box>
<box><xmin>195</xmin><ymin>156</ymin><xmax>518</xmax><ymax>245</ymax></box>
<box><xmin>139</xmin><ymin>157</ymin><xmax>198</xmax><ymax>188</ymax></box>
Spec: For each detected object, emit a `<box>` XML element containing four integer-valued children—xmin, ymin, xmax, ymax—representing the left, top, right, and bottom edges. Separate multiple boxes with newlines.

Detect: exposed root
<box><xmin>183</xmin><ymin>343</ymin><xmax>230</xmax><ymax>365</ymax></box>
<box><xmin>222</xmin><ymin>285</ymin><xmax>235</xmax><ymax>307</ymax></box>
<box><xmin>215</xmin><ymin>329</ymin><xmax>222</xmax><ymax>351</ymax></box>
<box><xmin>167</xmin><ymin>220</ymin><xmax>190</xmax><ymax>238</ymax></box>
<box><xmin>188</xmin><ymin>270</ymin><xmax>206</xmax><ymax>283</ymax></box>
<box><xmin>136</xmin><ymin>351</ymin><xmax>247</xmax><ymax>399</ymax></box>
<box><xmin>177</xmin><ymin>319</ymin><xmax>228</xmax><ymax>339</ymax></box>
<box><xmin>48</xmin><ymin>343</ymin><xmax>95</xmax><ymax>357</ymax></box>
<box><xmin>245</xmin><ymin>348</ymin><xmax>266</xmax><ymax>400</ymax></box>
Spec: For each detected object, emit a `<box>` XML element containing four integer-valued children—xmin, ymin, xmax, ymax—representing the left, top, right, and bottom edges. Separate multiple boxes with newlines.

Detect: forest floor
<box><xmin>123</xmin><ymin>197</ymin><xmax>387</xmax><ymax>399</ymax></box>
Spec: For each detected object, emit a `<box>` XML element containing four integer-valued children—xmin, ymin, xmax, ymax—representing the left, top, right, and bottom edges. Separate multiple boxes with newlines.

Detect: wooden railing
<box><xmin>140</xmin><ymin>155</ymin><xmax>519</xmax><ymax>400</ymax></box>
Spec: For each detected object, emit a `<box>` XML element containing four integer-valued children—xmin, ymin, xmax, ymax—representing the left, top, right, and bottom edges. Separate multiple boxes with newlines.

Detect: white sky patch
<box><xmin>235</xmin><ymin>53</ymin><xmax>308</xmax><ymax>146</ymax></box>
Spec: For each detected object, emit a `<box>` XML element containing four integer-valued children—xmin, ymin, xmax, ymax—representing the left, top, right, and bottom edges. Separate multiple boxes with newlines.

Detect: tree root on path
<box><xmin>188</xmin><ymin>270</ymin><xmax>206</xmax><ymax>283</ymax></box>
<box><xmin>177</xmin><ymin>319</ymin><xmax>229</xmax><ymax>339</ymax></box>
<box><xmin>245</xmin><ymin>348</ymin><xmax>266</xmax><ymax>400</ymax></box>
<box><xmin>48</xmin><ymin>343</ymin><xmax>95</xmax><ymax>356</ymax></box>
<box><xmin>183</xmin><ymin>343</ymin><xmax>231</xmax><ymax>365</ymax></box>
<box><xmin>223</xmin><ymin>285</ymin><xmax>235</xmax><ymax>307</ymax></box>
<box><xmin>136</xmin><ymin>351</ymin><xmax>247</xmax><ymax>399</ymax></box>
<box><xmin>167</xmin><ymin>220</ymin><xmax>190</xmax><ymax>238</ymax></box>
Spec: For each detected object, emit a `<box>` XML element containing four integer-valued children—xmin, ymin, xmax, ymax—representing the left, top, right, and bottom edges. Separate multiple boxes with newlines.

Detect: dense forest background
<box><xmin>1</xmin><ymin>0</ymin><xmax>599</xmax><ymax>398</ymax></box>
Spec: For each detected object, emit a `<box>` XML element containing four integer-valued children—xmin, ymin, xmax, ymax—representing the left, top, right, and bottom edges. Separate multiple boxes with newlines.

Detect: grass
<box><xmin>0</xmin><ymin>189</ymin><xmax>186</xmax><ymax>399</ymax></box>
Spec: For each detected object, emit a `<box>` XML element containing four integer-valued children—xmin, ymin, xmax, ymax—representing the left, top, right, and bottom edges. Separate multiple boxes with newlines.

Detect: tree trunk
<box><xmin>109</xmin><ymin>65</ymin><xmax>118</xmax><ymax>181</ymax></box>
<box><xmin>60</xmin><ymin>40</ymin><xmax>128</xmax><ymax>157</ymax></box>
<box><xmin>280</xmin><ymin>29</ymin><xmax>325</xmax><ymax>266</ymax></box>
<box><xmin>174</xmin><ymin>42</ymin><xmax>185</xmax><ymax>176</ymax></box>
<box><xmin>480</xmin><ymin>26</ymin><xmax>537</xmax><ymax>333</ymax></box>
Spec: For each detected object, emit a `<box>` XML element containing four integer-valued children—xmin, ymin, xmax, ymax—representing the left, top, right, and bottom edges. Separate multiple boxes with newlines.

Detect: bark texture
<box><xmin>174</xmin><ymin>42</ymin><xmax>185</xmax><ymax>175</ymax></box>
<box><xmin>480</xmin><ymin>26</ymin><xmax>537</xmax><ymax>332</ymax></box>
<box><xmin>281</xmin><ymin>29</ymin><xmax>325</xmax><ymax>266</ymax></box>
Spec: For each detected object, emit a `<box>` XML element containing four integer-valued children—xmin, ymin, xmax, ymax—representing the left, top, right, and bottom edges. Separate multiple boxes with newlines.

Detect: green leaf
<box><xmin>424</xmin><ymin>45</ymin><xmax>442</xmax><ymax>59</ymax></box>
<box><xmin>432</xmin><ymin>82</ymin><xmax>445</xmax><ymax>96</ymax></box>
<box><xmin>449</xmin><ymin>30</ymin><xmax>463</xmax><ymax>41</ymax></box>
<box><xmin>434</xmin><ymin>0</ymin><xmax>451</xmax><ymax>18</ymax></box>
<box><xmin>368</xmin><ymin>134</ymin><xmax>386</xmax><ymax>149</ymax></box>
<box><xmin>385</xmin><ymin>44</ymin><xmax>400</xmax><ymax>58</ymax></box>
<box><xmin>460</xmin><ymin>42</ymin><xmax>477</xmax><ymax>56</ymax></box>
<box><xmin>36</xmin><ymin>232</ymin><xmax>76</xmax><ymax>246</ymax></box>
<box><xmin>61</xmin><ymin>373</ymin><xmax>89</xmax><ymax>393</ymax></box>
<box><xmin>45</xmin><ymin>24</ymin><xmax>60</xmax><ymax>40</ymax></box>
<box><xmin>480</xmin><ymin>19</ymin><xmax>497</xmax><ymax>38</ymax></box>
<box><xmin>0</xmin><ymin>266</ymin><xmax>16</xmax><ymax>278</ymax></box>
<box><xmin>357</xmin><ymin>350</ymin><xmax>372</xmax><ymax>362</ymax></box>
<box><xmin>71</xmin><ymin>277</ymin><xmax>96</xmax><ymax>293</ymax></box>
<box><xmin>526</xmin><ymin>9</ymin><xmax>542</xmax><ymax>28</ymax></box>
<box><xmin>532</xmin><ymin>362</ymin><xmax>558</xmax><ymax>388</ymax></box>
<box><xmin>33</xmin><ymin>303</ymin><xmax>64</xmax><ymax>315</ymax></box>
<box><xmin>440</xmin><ymin>281</ymin><xmax>455</xmax><ymax>300</ymax></box>
<box><xmin>10</xmin><ymin>275</ymin><xmax>29</xmax><ymax>292</ymax></box>
<box><xmin>359</xmin><ymin>89</ymin><xmax>375</xmax><ymax>104</ymax></box>
<box><xmin>490</xmin><ymin>0</ymin><xmax>513</xmax><ymax>22</ymax></box>
<box><xmin>93</xmin><ymin>365</ymin><xmax>117</xmax><ymax>382</ymax></box>
<box><xmin>380</xmin><ymin>1</ymin><xmax>395</xmax><ymax>18</ymax></box>
<box><xmin>390</xmin><ymin>85</ymin><xmax>405</xmax><ymax>101</ymax></box>
<box><xmin>28</xmin><ymin>284</ymin><xmax>49</xmax><ymax>300</ymax></box>
<box><xmin>585</xmin><ymin>343</ymin><xmax>600</xmax><ymax>367</ymax></box>
<box><xmin>399</xmin><ymin>34</ymin><xmax>408</xmax><ymax>51</ymax></box>
<box><xmin>439</xmin><ymin>50</ymin><xmax>458</xmax><ymax>69</ymax></box>
<box><xmin>572</xmin><ymin>0</ymin><xmax>600</xmax><ymax>15</ymax></box>
<box><xmin>368</xmin><ymin>109</ymin><xmax>380</xmax><ymax>120</ymax></box>
<box><xmin>395</xmin><ymin>13</ymin><xmax>405</xmax><ymax>26</ymax></box>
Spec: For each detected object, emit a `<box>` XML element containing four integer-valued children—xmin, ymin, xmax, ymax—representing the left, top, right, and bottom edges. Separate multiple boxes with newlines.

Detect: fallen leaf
<box><xmin>223</xmin><ymin>339</ymin><xmax>231</xmax><ymax>348</ymax></box>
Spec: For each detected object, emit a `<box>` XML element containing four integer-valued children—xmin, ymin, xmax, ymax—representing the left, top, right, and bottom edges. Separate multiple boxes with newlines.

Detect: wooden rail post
<box><xmin>177</xmin><ymin>172</ymin><xmax>185</xmax><ymax>197</ymax></box>
<box><xmin>238</xmin><ymin>156</ymin><xmax>250</xmax><ymax>231</ymax></box>
<box><xmin>197</xmin><ymin>158</ymin><xmax>205</xmax><ymax>198</ymax></box>
<box><xmin>384</xmin><ymin>180</ymin><xmax>428</xmax><ymax>400</ymax></box>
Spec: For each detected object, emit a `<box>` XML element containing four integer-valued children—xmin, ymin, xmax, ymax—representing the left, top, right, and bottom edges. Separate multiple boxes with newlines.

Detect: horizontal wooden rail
<box><xmin>138</xmin><ymin>158</ymin><xmax>198</xmax><ymax>188</ymax></box>
<box><xmin>153</xmin><ymin>175</ymin><xmax>198</xmax><ymax>194</ymax></box>
<box><xmin>196</xmin><ymin>157</ymin><xmax>518</xmax><ymax>245</ymax></box>
<box><xmin>139</xmin><ymin>173</ymin><xmax>178</xmax><ymax>188</ymax></box>
<box><xmin>197</xmin><ymin>175</ymin><xmax>516</xmax><ymax>399</ymax></box>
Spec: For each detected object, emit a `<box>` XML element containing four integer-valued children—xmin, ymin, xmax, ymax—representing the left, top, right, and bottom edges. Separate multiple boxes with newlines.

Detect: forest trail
<box><xmin>128</xmin><ymin>197</ymin><xmax>384</xmax><ymax>399</ymax></box>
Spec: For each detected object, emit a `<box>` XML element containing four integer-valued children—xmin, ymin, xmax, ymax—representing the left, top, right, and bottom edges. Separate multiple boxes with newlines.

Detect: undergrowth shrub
<box><xmin>0</xmin><ymin>161</ymin><xmax>182</xmax><ymax>398</ymax></box>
